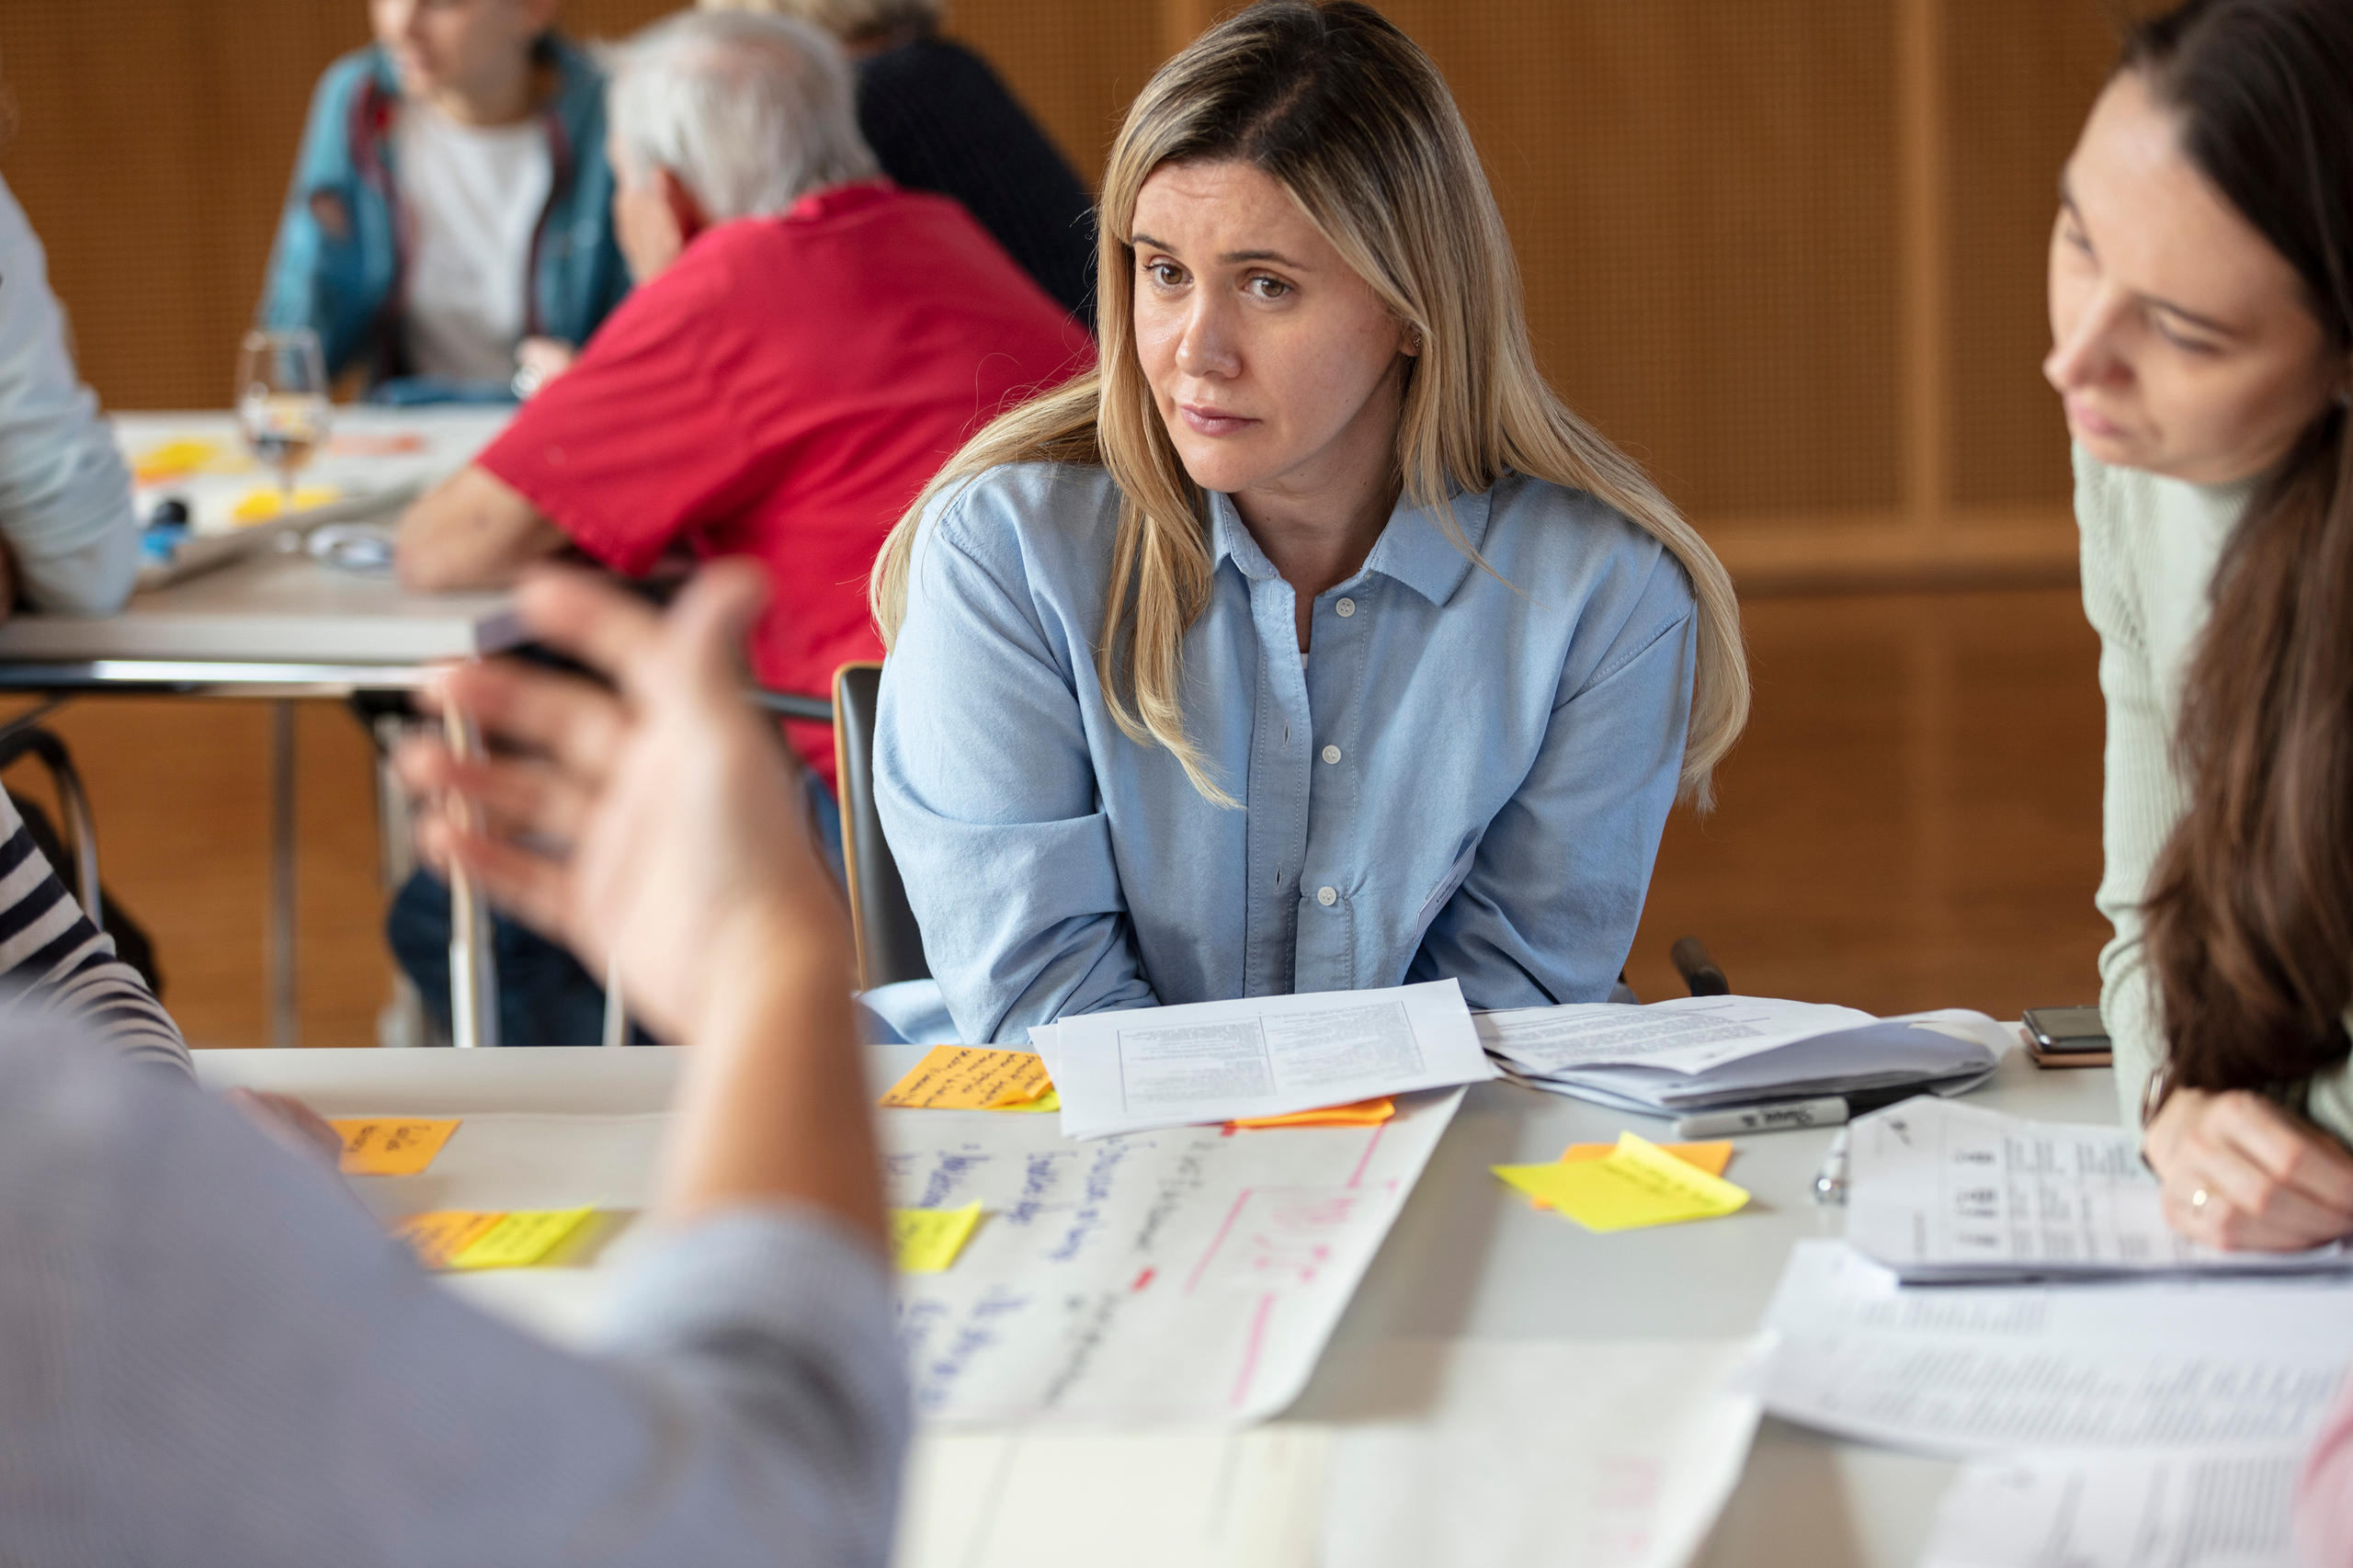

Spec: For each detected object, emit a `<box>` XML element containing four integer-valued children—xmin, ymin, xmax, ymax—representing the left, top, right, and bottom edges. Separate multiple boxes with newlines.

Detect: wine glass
<box><xmin>235</xmin><ymin>329</ymin><xmax>331</xmax><ymax>502</ymax></box>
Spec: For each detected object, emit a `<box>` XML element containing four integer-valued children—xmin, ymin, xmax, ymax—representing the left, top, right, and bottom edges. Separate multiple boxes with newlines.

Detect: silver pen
<box><xmin>1812</xmin><ymin>1127</ymin><xmax>1851</xmax><ymax>1206</ymax></box>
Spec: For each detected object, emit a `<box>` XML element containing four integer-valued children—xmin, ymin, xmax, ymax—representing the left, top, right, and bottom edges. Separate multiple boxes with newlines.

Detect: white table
<box><xmin>192</xmin><ymin>1041</ymin><xmax>2120</xmax><ymax>1566</ymax></box>
<box><xmin>0</xmin><ymin>408</ymin><xmax>516</xmax><ymax>1048</ymax></box>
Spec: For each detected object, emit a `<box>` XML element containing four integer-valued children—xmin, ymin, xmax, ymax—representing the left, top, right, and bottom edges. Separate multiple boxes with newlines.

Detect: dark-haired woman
<box><xmin>2053</xmin><ymin>0</ymin><xmax>2353</xmax><ymax>1251</ymax></box>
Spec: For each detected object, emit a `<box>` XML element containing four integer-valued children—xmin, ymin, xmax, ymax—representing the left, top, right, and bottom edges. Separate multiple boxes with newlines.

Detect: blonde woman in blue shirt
<box><xmin>870</xmin><ymin>0</ymin><xmax>1748</xmax><ymax>1046</ymax></box>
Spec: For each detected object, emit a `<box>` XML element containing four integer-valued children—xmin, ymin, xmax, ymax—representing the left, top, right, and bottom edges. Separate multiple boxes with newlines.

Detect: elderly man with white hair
<box><xmin>392</xmin><ymin>7</ymin><xmax>1090</xmax><ymax>1046</ymax></box>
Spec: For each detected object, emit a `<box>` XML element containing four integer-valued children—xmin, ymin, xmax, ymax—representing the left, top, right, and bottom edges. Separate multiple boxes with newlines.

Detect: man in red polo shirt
<box><xmin>392</xmin><ymin>7</ymin><xmax>1089</xmax><ymax>1044</ymax></box>
<box><xmin>399</xmin><ymin>6</ymin><xmax>1088</xmax><ymax>784</ymax></box>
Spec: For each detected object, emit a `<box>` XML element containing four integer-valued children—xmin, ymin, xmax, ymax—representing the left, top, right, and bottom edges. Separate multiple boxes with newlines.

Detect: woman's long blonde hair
<box><xmin>873</xmin><ymin>0</ymin><xmax>1748</xmax><ymax>805</ymax></box>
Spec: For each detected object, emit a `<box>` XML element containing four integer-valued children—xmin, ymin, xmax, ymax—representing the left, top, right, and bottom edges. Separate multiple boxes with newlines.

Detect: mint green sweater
<box><xmin>2075</xmin><ymin>445</ymin><xmax>2353</xmax><ymax>1139</ymax></box>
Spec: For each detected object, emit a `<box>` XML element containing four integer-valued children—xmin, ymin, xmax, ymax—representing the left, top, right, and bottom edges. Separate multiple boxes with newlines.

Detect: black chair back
<box><xmin>832</xmin><ymin>663</ymin><xmax>929</xmax><ymax>990</ymax></box>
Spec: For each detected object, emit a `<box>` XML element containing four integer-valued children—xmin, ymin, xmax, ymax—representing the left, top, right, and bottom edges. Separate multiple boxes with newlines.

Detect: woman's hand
<box><xmin>2144</xmin><ymin>1086</ymin><xmax>2353</xmax><ymax>1250</ymax></box>
<box><xmin>393</xmin><ymin>562</ymin><xmax>848</xmax><ymax>1049</ymax></box>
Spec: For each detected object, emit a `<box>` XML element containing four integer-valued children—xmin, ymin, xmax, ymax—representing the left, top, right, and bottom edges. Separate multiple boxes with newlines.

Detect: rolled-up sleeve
<box><xmin>0</xmin><ymin>176</ymin><xmax>138</xmax><ymax>617</ymax></box>
<box><xmin>875</xmin><ymin>485</ymin><xmax>1158</xmax><ymax>1043</ymax></box>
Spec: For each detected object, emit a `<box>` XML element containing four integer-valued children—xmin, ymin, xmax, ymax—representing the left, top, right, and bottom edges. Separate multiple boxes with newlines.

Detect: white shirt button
<box><xmin>1321</xmin><ymin>744</ymin><xmax>1341</xmax><ymax>765</ymax></box>
<box><xmin>1316</xmin><ymin>885</ymin><xmax>1338</xmax><ymax>907</ymax></box>
<box><xmin>1336</xmin><ymin>597</ymin><xmax>1356</xmax><ymax>618</ymax></box>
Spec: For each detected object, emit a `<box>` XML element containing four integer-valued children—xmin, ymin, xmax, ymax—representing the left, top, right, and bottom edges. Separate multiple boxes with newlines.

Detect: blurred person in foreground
<box><xmin>391</xmin><ymin>6</ymin><xmax>1089</xmax><ymax>1044</ymax></box>
<box><xmin>0</xmin><ymin>171</ymin><xmax>139</xmax><ymax>618</ymax></box>
<box><xmin>699</xmin><ymin>0</ymin><xmax>1096</xmax><ymax>323</ymax></box>
<box><xmin>0</xmin><ymin>562</ymin><xmax>905</xmax><ymax>1567</ymax></box>
<box><xmin>258</xmin><ymin>0</ymin><xmax>630</xmax><ymax>402</ymax></box>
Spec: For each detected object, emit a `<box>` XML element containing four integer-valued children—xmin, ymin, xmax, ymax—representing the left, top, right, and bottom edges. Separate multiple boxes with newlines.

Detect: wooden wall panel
<box><xmin>1386</xmin><ymin>0</ymin><xmax>1904</xmax><ymax>518</ymax></box>
<box><xmin>0</xmin><ymin>1</ymin><xmax>369</xmax><ymax>410</ymax></box>
<box><xmin>1944</xmin><ymin>0</ymin><xmax>2117</xmax><ymax>507</ymax></box>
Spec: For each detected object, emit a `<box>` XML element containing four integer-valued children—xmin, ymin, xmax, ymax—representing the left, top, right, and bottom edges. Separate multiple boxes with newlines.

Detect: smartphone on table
<box><xmin>2021</xmin><ymin>1005</ymin><xmax>2111</xmax><ymax>1068</ymax></box>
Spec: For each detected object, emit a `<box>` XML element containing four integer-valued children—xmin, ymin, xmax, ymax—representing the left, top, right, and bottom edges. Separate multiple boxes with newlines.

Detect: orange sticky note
<box><xmin>392</xmin><ymin>1210</ymin><xmax>504</xmax><ymax>1270</ymax></box>
<box><xmin>1228</xmin><ymin>1096</ymin><xmax>1396</xmax><ymax>1131</ymax></box>
<box><xmin>878</xmin><ymin>1045</ymin><xmax>1052</xmax><ymax>1110</ymax></box>
<box><xmin>331</xmin><ymin>1118</ymin><xmax>460</xmax><ymax>1176</ymax></box>
<box><xmin>1530</xmin><ymin>1141</ymin><xmax>1732</xmax><ymax>1210</ymax></box>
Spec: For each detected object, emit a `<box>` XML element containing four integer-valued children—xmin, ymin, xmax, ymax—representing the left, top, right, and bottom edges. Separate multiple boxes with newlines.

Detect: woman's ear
<box><xmin>1401</xmin><ymin>323</ymin><xmax>1424</xmax><ymax>358</ymax></box>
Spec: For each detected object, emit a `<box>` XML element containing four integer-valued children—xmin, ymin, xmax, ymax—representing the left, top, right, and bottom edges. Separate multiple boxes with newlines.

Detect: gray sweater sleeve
<box><xmin>0</xmin><ymin>173</ymin><xmax>139</xmax><ymax>617</ymax></box>
<box><xmin>0</xmin><ymin>1027</ymin><xmax>908</xmax><ymax>1568</ymax></box>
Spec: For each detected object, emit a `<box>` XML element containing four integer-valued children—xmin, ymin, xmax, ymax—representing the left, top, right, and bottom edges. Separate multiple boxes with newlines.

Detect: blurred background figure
<box><xmin>256</xmin><ymin>0</ymin><xmax>630</xmax><ymax>403</ymax></box>
<box><xmin>389</xmin><ymin>7</ymin><xmax>1092</xmax><ymax>1044</ymax></box>
<box><xmin>0</xmin><ymin>172</ymin><xmax>138</xmax><ymax>619</ymax></box>
<box><xmin>700</xmin><ymin>0</ymin><xmax>1096</xmax><ymax>323</ymax></box>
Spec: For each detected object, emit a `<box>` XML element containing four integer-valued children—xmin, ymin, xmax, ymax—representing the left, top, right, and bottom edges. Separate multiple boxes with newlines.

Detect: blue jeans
<box><xmin>388</xmin><ymin>773</ymin><xmax>845</xmax><ymax>1047</ymax></box>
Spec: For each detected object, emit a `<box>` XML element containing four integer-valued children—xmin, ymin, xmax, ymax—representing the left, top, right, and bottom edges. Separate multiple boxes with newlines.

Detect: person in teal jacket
<box><xmin>258</xmin><ymin>3</ymin><xmax>630</xmax><ymax>403</ymax></box>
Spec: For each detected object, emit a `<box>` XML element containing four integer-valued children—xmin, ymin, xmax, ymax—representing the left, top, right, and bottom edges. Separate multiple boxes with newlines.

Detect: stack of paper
<box><xmin>1473</xmin><ymin>994</ymin><xmax>2005</xmax><ymax>1114</ymax></box>
<box><xmin>1844</xmin><ymin>1096</ymin><xmax>2353</xmax><ymax>1282</ymax></box>
<box><xmin>1031</xmin><ymin>980</ymin><xmax>1495</xmax><ymax>1140</ymax></box>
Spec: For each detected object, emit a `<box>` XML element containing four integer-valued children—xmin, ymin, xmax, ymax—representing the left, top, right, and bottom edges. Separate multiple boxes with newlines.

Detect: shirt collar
<box><xmin>1206</xmin><ymin>484</ymin><xmax>1495</xmax><ymax>608</ymax></box>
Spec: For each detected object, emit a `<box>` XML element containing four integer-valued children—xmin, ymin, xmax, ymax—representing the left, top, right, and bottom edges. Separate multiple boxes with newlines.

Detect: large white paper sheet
<box><xmin>892</xmin><ymin>1426</ymin><xmax>1327</xmax><ymax>1568</ymax></box>
<box><xmin>887</xmin><ymin>1086</ymin><xmax>1463</xmax><ymax>1423</ymax></box>
<box><xmin>891</xmin><ymin>1339</ymin><xmax>1764</xmax><ymax>1568</ymax></box>
<box><xmin>1049</xmin><ymin>981</ymin><xmax>1494</xmax><ymax>1139</ymax></box>
<box><xmin>1917</xmin><ymin>1448</ymin><xmax>2300</xmax><ymax>1568</ymax></box>
<box><xmin>1845</xmin><ymin>1097</ymin><xmax>2353</xmax><ymax>1281</ymax></box>
<box><xmin>1315</xmin><ymin>1338</ymin><xmax>1763</xmax><ymax>1568</ymax></box>
<box><xmin>1760</xmin><ymin>1241</ymin><xmax>2353</xmax><ymax>1459</ymax></box>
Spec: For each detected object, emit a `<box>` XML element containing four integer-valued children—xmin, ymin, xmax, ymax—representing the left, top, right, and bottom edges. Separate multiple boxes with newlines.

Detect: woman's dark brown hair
<box><xmin>2137</xmin><ymin>0</ymin><xmax>2353</xmax><ymax>1094</ymax></box>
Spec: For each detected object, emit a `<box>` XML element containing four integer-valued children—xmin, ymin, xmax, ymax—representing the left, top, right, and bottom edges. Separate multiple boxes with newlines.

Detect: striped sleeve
<box><xmin>0</xmin><ymin>790</ymin><xmax>189</xmax><ymax>1074</ymax></box>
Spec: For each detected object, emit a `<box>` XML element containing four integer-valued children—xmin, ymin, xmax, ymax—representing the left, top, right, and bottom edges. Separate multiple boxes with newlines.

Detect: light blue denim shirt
<box><xmin>874</xmin><ymin>461</ymin><xmax>1697</xmax><ymax>1046</ymax></box>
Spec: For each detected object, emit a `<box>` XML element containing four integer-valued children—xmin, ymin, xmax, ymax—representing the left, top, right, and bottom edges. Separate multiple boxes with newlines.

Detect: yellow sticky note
<box><xmin>1495</xmin><ymin>1133</ymin><xmax>1750</xmax><ymax>1233</ymax></box>
<box><xmin>1228</xmin><ymin>1096</ymin><xmax>1397</xmax><ymax>1131</ymax></box>
<box><xmin>879</xmin><ymin>1045</ymin><xmax>1052</xmax><ymax>1110</ymax></box>
<box><xmin>229</xmin><ymin>484</ymin><xmax>338</xmax><ymax>523</ymax></box>
<box><xmin>392</xmin><ymin>1210</ymin><xmax>505</xmax><ymax>1270</ymax></box>
<box><xmin>331</xmin><ymin>1118</ymin><xmax>460</xmax><ymax>1176</ymax></box>
<box><xmin>997</xmin><ymin>1087</ymin><xmax>1061</xmax><ymax>1114</ymax></box>
<box><xmin>1533</xmin><ymin>1140</ymin><xmax>1733</xmax><ymax>1211</ymax></box>
<box><xmin>131</xmin><ymin>437</ymin><xmax>230</xmax><ymax>484</ymax></box>
<box><xmin>891</xmin><ymin>1202</ymin><xmax>983</xmax><ymax>1273</ymax></box>
<box><xmin>449</xmin><ymin>1207</ymin><xmax>597</xmax><ymax>1271</ymax></box>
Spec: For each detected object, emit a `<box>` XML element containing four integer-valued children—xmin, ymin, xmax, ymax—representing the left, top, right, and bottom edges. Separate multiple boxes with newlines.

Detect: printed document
<box><xmin>1760</xmin><ymin>1240</ymin><xmax>2353</xmax><ymax>1459</ymax></box>
<box><xmin>1845</xmin><ymin>1096</ymin><xmax>2353</xmax><ymax>1281</ymax></box>
<box><xmin>1475</xmin><ymin>994</ymin><xmax>1873</xmax><ymax>1076</ymax></box>
<box><xmin>1049</xmin><ymin>980</ymin><xmax>1493</xmax><ymax>1139</ymax></box>
<box><xmin>1917</xmin><ymin>1448</ymin><xmax>2299</xmax><ymax>1568</ymax></box>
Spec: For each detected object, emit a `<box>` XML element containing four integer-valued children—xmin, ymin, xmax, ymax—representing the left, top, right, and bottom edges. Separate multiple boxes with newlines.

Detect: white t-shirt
<box><xmin>392</xmin><ymin>103</ymin><xmax>552</xmax><ymax>384</ymax></box>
